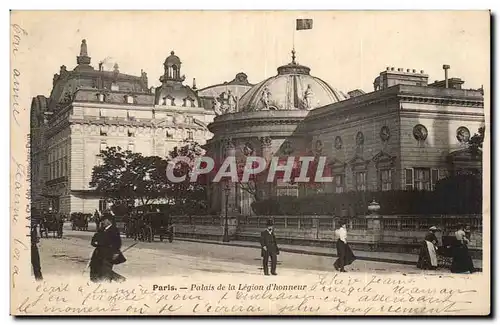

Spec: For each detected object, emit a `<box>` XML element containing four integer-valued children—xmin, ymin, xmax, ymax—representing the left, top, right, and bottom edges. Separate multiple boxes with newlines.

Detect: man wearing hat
<box><xmin>417</xmin><ymin>226</ymin><xmax>439</xmax><ymax>270</ymax></box>
<box><xmin>89</xmin><ymin>215</ymin><xmax>126</xmax><ymax>282</ymax></box>
<box><xmin>260</xmin><ymin>219</ymin><xmax>280</xmax><ymax>276</ymax></box>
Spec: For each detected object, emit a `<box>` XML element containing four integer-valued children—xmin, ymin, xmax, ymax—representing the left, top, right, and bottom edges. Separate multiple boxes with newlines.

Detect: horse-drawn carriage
<box><xmin>125</xmin><ymin>208</ymin><xmax>174</xmax><ymax>243</ymax></box>
<box><xmin>39</xmin><ymin>212</ymin><xmax>64</xmax><ymax>238</ymax></box>
<box><xmin>71</xmin><ymin>212</ymin><xmax>90</xmax><ymax>231</ymax></box>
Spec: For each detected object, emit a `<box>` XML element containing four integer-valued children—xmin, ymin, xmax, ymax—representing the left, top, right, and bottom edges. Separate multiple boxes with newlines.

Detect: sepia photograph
<box><xmin>10</xmin><ymin>10</ymin><xmax>490</xmax><ymax>316</ymax></box>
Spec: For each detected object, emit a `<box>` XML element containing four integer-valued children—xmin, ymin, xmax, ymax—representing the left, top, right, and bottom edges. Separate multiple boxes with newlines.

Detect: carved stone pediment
<box><xmin>328</xmin><ymin>158</ymin><xmax>346</xmax><ymax>172</ymax></box>
<box><xmin>372</xmin><ymin>151</ymin><xmax>396</xmax><ymax>167</ymax></box>
<box><xmin>348</xmin><ymin>155</ymin><xmax>370</xmax><ymax>170</ymax></box>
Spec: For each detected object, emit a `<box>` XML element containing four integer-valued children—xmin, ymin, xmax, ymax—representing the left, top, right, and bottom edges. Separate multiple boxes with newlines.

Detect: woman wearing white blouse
<box><xmin>334</xmin><ymin>221</ymin><xmax>356</xmax><ymax>272</ymax></box>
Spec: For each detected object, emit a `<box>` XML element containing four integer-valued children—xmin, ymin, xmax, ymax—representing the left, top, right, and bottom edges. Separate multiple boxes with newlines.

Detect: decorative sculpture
<box><xmin>260</xmin><ymin>136</ymin><xmax>272</xmax><ymax>148</ymax></box>
<box><xmin>242</xmin><ymin>142</ymin><xmax>255</xmax><ymax>156</ymax></box>
<box><xmin>261</xmin><ymin>87</ymin><xmax>271</xmax><ymax>110</ymax></box>
<box><xmin>213</xmin><ymin>97</ymin><xmax>223</xmax><ymax>116</ymax></box>
<box><xmin>80</xmin><ymin>39</ymin><xmax>88</xmax><ymax>57</ymax></box>
<box><xmin>227</xmin><ymin>90</ymin><xmax>237</xmax><ymax>113</ymax></box>
<box><xmin>302</xmin><ymin>84</ymin><xmax>314</xmax><ymax>109</ymax></box>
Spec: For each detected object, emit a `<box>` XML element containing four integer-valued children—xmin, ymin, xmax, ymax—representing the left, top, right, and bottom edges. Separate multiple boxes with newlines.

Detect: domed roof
<box><xmin>239</xmin><ymin>58</ymin><xmax>348</xmax><ymax>112</ymax></box>
<box><xmin>164</xmin><ymin>51</ymin><xmax>181</xmax><ymax>66</ymax></box>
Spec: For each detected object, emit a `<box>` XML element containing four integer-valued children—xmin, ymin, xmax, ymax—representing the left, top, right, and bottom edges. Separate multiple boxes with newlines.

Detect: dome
<box><xmin>239</xmin><ymin>59</ymin><xmax>348</xmax><ymax>112</ymax></box>
<box><xmin>164</xmin><ymin>51</ymin><xmax>181</xmax><ymax>66</ymax></box>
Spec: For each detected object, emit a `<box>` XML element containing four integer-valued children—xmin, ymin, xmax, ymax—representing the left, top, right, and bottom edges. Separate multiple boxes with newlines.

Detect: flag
<box><xmin>296</xmin><ymin>19</ymin><xmax>313</xmax><ymax>30</ymax></box>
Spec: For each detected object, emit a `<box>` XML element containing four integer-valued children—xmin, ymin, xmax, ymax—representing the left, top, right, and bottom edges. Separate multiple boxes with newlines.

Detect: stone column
<box><xmin>223</xmin><ymin>138</ymin><xmax>238</xmax><ymax>215</ymax></box>
<box><xmin>259</xmin><ymin>136</ymin><xmax>273</xmax><ymax>198</ymax></box>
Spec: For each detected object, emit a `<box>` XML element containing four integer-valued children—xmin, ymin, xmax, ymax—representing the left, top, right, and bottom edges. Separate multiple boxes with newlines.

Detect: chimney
<box><xmin>192</xmin><ymin>78</ymin><xmax>197</xmax><ymax>90</ymax></box>
<box><xmin>443</xmin><ymin>64</ymin><xmax>450</xmax><ymax>88</ymax></box>
<box><xmin>98</xmin><ymin>62</ymin><xmax>103</xmax><ymax>71</ymax></box>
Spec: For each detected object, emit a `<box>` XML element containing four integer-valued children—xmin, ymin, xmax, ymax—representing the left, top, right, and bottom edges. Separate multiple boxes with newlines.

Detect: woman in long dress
<box><xmin>417</xmin><ymin>226</ymin><xmax>439</xmax><ymax>270</ymax></box>
<box><xmin>334</xmin><ymin>221</ymin><xmax>356</xmax><ymax>272</ymax></box>
<box><xmin>450</xmin><ymin>224</ymin><xmax>475</xmax><ymax>273</ymax></box>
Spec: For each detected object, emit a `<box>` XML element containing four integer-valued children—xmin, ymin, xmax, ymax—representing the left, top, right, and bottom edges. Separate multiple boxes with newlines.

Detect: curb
<box><xmin>175</xmin><ymin>237</ymin><xmax>483</xmax><ymax>272</ymax></box>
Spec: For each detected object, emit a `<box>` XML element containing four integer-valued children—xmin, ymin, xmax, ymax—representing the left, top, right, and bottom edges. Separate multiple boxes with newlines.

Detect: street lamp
<box><xmin>223</xmin><ymin>183</ymin><xmax>230</xmax><ymax>242</ymax></box>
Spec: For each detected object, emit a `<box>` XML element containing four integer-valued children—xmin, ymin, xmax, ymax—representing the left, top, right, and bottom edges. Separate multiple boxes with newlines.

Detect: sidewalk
<box><xmin>175</xmin><ymin>237</ymin><xmax>483</xmax><ymax>271</ymax></box>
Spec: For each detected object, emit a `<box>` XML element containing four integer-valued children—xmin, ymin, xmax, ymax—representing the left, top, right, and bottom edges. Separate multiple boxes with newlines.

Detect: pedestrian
<box><xmin>334</xmin><ymin>220</ymin><xmax>356</xmax><ymax>272</ymax></box>
<box><xmin>417</xmin><ymin>226</ymin><xmax>439</xmax><ymax>270</ymax></box>
<box><xmin>30</xmin><ymin>224</ymin><xmax>43</xmax><ymax>281</ymax></box>
<box><xmin>89</xmin><ymin>215</ymin><xmax>126</xmax><ymax>282</ymax></box>
<box><xmin>260</xmin><ymin>219</ymin><xmax>279</xmax><ymax>276</ymax></box>
<box><xmin>450</xmin><ymin>224</ymin><xmax>475</xmax><ymax>274</ymax></box>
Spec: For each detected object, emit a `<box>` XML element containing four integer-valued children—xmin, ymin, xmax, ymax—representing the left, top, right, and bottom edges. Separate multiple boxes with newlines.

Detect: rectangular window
<box><xmin>166</xmin><ymin>130</ymin><xmax>173</xmax><ymax>138</ymax></box>
<box><xmin>63</xmin><ymin>157</ymin><xmax>68</xmax><ymax>176</ymax></box>
<box><xmin>405</xmin><ymin>168</ymin><xmax>414</xmax><ymax>190</ymax></box>
<box><xmin>380</xmin><ymin>169</ymin><xmax>393</xmax><ymax>191</ymax></box>
<box><xmin>187</xmin><ymin>131</ymin><xmax>194</xmax><ymax>140</ymax></box>
<box><xmin>334</xmin><ymin>174</ymin><xmax>344</xmax><ymax>193</ymax></box>
<box><xmin>431</xmin><ymin>169</ymin><xmax>439</xmax><ymax>190</ymax></box>
<box><xmin>355</xmin><ymin>171</ymin><xmax>366</xmax><ymax>191</ymax></box>
<box><xmin>99</xmin><ymin>199</ymin><xmax>107</xmax><ymax>212</ymax></box>
<box><xmin>414</xmin><ymin>168</ymin><xmax>431</xmax><ymax>191</ymax></box>
<box><xmin>128</xmin><ymin>129</ymin><xmax>135</xmax><ymax>137</ymax></box>
<box><xmin>100</xmin><ymin>128</ymin><xmax>107</xmax><ymax>136</ymax></box>
<box><xmin>126</xmin><ymin>96</ymin><xmax>134</xmax><ymax>104</ymax></box>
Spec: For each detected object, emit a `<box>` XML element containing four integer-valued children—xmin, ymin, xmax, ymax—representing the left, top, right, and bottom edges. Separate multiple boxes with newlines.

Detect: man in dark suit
<box><xmin>31</xmin><ymin>224</ymin><xmax>43</xmax><ymax>281</ymax></box>
<box><xmin>260</xmin><ymin>219</ymin><xmax>279</xmax><ymax>276</ymax></box>
<box><xmin>89</xmin><ymin>215</ymin><xmax>126</xmax><ymax>282</ymax></box>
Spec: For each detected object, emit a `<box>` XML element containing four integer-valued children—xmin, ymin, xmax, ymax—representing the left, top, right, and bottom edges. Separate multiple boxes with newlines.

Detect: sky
<box><xmin>15</xmin><ymin>10</ymin><xmax>490</xmax><ymax>98</ymax></box>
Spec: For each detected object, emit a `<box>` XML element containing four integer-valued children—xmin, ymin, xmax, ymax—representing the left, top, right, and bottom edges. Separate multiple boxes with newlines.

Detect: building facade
<box><xmin>206</xmin><ymin>57</ymin><xmax>484</xmax><ymax>216</ymax></box>
<box><xmin>30</xmin><ymin>40</ymin><xmax>250</xmax><ymax>215</ymax></box>
<box><xmin>31</xmin><ymin>40</ymin><xmax>485</xmax><ymax>217</ymax></box>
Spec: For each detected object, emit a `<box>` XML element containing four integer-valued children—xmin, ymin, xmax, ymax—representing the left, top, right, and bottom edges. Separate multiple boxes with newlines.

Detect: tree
<box><xmin>165</xmin><ymin>140</ymin><xmax>208</xmax><ymax>214</ymax></box>
<box><xmin>89</xmin><ymin>147</ymin><xmax>167</xmax><ymax>210</ymax></box>
<box><xmin>469</xmin><ymin>126</ymin><xmax>485</xmax><ymax>151</ymax></box>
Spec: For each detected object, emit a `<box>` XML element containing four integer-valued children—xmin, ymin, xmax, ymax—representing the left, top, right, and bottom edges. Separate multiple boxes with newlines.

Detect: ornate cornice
<box><xmin>208</xmin><ymin>116</ymin><xmax>306</xmax><ymax>134</ymax></box>
<box><xmin>398</xmin><ymin>95</ymin><xmax>483</xmax><ymax>107</ymax></box>
<box><xmin>68</xmin><ymin>116</ymin><xmax>206</xmax><ymax>131</ymax></box>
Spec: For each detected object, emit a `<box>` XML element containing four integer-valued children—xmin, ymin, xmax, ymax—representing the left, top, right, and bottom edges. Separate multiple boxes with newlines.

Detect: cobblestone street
<box><xmin>32</xmin><ymin>224</ymin><xmax>462</xmax><ymax>280</ymax></box>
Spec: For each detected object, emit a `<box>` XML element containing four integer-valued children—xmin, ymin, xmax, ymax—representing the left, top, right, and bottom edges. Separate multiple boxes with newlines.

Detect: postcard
<box><xmin>10</xmin><ymin>10</ymin><xmax>490</xmax><ymax>316</ymax></box>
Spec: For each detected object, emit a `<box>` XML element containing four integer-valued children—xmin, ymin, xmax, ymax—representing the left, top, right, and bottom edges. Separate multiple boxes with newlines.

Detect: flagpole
<box><xmin>292</xmin><ymin>19</ymin><xmax>295</xmax><ymax>52</ymax></box>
